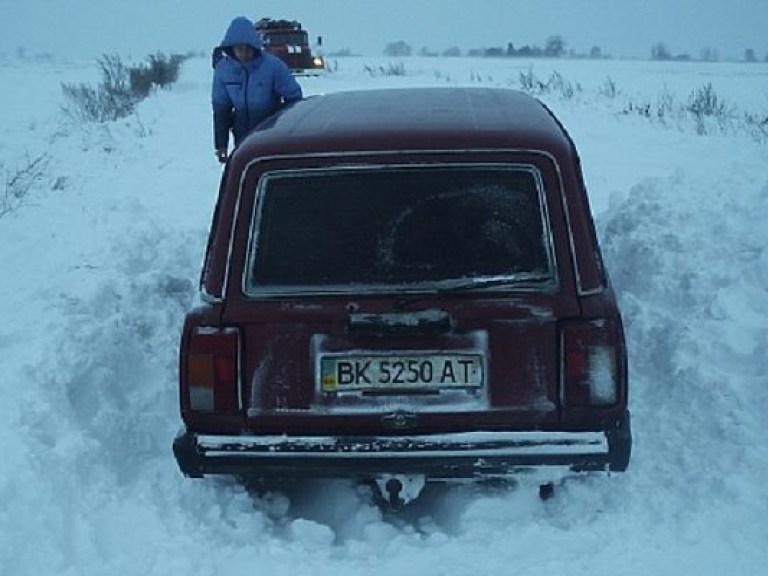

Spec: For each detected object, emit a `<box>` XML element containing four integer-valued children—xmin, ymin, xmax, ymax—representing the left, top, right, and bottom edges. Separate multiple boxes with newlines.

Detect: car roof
<box><xmin>235</xmin><ymin>87</ymin><xmax>574</xmax><ymax>159</ymax></box>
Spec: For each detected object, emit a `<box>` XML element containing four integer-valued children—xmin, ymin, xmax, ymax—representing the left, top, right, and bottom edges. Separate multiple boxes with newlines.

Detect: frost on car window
<box><xmin>248</xmin><ymin>166</ymin><xmax>551</xmax><ymax>290</ymax></box>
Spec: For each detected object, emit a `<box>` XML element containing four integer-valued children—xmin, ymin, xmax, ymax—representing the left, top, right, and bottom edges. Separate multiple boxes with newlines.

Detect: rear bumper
<box><xmin>174</xmin><ymin>412</ymin><xmax>631</xmax><ymax>480</ymax></box>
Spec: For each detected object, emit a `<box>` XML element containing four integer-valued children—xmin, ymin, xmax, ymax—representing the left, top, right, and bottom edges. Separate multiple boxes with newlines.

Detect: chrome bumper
<box><xmin>174</xmin><ymin>417</ymin><xmax>631</xmax><ymax>480</ymax></box>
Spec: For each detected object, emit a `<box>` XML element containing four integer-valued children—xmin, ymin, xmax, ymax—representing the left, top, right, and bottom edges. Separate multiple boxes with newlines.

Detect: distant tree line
<box><xmin>383</xmin><ymin>37</ymin><xmax>768</xmax><ymax>63</ymax></box>
<box><xmin>650</xmin><ymin>42</ymin><xmax>767</xmax><ymax>63</ymax></box>
<box><xmin>475</xmin><ymin>36</ymin><xmax>568</xmax><ymax>58</ymax></box>
<box><xmin>384</xmin><ymin>35</ymin><xmax>580</xmax><ymax>59</ymax></box>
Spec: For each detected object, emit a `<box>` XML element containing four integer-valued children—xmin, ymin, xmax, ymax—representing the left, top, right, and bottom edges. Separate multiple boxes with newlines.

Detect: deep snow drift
<box><xmin>1</xmin><ymin>55</ymin><xmax>767</xmax><ymax>575</ymax></box>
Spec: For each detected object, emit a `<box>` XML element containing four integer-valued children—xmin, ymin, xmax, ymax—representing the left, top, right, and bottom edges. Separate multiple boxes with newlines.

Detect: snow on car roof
<box><xmin>236</xmin><ymin>87</ymin><xmax>574</xmax><ymax>158</ymax></box>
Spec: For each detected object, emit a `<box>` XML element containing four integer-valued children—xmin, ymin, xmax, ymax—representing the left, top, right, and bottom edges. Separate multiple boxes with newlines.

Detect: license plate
<box><xmin>320</xmin><ymin>353</ymin><xmax>484</xmax><ymax>392</ymax></box>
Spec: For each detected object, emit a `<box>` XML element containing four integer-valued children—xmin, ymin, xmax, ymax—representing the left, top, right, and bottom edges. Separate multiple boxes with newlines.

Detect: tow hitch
<box><xmin>374</xmin><ymin>474</ymin><xmax>426</xmax><ymax>510</ymax></box>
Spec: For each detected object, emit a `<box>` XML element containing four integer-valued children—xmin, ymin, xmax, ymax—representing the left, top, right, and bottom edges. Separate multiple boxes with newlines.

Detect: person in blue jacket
<box><xmin>212</xmin><ymin>16</ymin><xmax>303</xmax><ymax>163</ymax></box>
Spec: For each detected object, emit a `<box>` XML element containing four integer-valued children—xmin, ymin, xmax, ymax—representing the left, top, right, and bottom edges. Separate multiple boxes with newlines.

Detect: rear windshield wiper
<box><xmin>395</xmin><ymin>273</ymin><xmax>551</xmax><ymax>309</ymax></box>
<box><xmin>430</xmin><ymin>273</ymin><xmax>551</xmax><ymax>293</ymax></box>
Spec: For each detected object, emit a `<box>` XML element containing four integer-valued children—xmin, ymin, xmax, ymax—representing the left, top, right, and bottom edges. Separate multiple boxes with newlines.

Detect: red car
<box><xmin>173</xmin><ymin>87</ymin><xmax>631</xmax><ymax>507</ymax></box>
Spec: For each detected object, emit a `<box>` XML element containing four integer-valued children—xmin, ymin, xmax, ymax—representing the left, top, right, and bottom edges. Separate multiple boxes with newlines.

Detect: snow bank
<box><xmin>600</xmin><ymin>168</ymin><xmax>768</xmax><ymax>518</ymax></box>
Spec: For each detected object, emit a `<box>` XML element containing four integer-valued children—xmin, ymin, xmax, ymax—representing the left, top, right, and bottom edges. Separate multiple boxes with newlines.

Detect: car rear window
<box><xmin>245</xmin><ymin>165</ymin><xmax>553</xmax><ymax>294</ymax></box>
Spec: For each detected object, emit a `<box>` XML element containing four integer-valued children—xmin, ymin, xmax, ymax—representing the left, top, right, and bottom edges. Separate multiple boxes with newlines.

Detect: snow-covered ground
<box><xmin>1</xmin><ymin>54</ymin><xmax>767</xmax><ymax>575</ymax></box>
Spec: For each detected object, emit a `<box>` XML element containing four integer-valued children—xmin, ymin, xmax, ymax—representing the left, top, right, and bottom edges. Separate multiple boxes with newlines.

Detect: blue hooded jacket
<box><xmin>212</xmin><ymin>17</ymin><xmax>303</xmax><ymax>149</ymax></box>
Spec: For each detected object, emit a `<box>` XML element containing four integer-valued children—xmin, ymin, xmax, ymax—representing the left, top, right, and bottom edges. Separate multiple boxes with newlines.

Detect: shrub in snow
<box><xmin>686</xmin><ymin>83</ymin><xmax>726</xmax><ymax>118</ymax></box>
<box><xmin>518</xmin><ymin>68</ymin><xmax>579</xmax><ymax>99</ymax></box>
<box><xmin>1</xmin><ymin>154</ymin><xmax>49</xmax><ymax>217</ymax></box>
<box><xmin>363</xmin><ymin>61</ymin><xmax>406</xmax><ymax>77</ymax></box>
<box><xmin>686</xmin><ymin>83</ymin><xmax>732</xmax><ymax>135</ymax></box>
<box><xmin>598</xmin><ymin>77</ymin><xmax>618</xmax><ymax>99</ymax></box>
<box><xmin>744</xmin><ymin>111</ymin><xmax>768</xmax><ymax>142</ymax></box>
<box><xmin>129</xmin><ymin>52</ymin><xmax>187</xmax><ymax>99</ymax></box>
<box><xmin>61</xmin><ymin>52</ymin><xmax>188</xmax><ymax>123</ymax></box>
<box><xmin>61</xmin><ymin>54</ymin><xmax>136</xmax><ymax>122</ymax></box>
<box><xmin>547</xmin><ymin>70</ymin><xmax>580</xmax><ymax>99</ymax></box>
<box><xmin>518</xmin><ymin>67</ymin><xmax>547</xmax><ymax>94</ymax></box>
<box><xmin>617</xmin><ymin>82</ymin><xmax>767</xmax><ymax>141</ymax></box>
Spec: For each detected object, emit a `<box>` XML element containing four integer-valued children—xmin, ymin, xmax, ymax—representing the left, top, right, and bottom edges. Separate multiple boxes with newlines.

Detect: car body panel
<box><xmin>175</xmin><ymin>87</ymin><xmax>630</xmax><ymax>484</ymax></box>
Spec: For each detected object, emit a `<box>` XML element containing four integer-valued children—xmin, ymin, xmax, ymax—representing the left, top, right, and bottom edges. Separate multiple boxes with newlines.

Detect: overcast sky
<box><xmin>2</xmin><ymin>0</ymin><xmax>767</xmax><ymax>61</ymax></box>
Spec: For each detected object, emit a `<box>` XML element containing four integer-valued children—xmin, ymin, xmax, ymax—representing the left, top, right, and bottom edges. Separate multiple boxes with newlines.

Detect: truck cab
<box><xmin>255</xmin><ymin>18</ymin><xmax>325</xmax><ymax>75</ymax></box>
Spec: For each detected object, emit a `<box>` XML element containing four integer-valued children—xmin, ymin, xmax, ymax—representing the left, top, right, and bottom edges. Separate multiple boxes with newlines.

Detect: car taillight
<box><xmin>184</xmin><ymin>327</ymin><xmax>239</xmax><ymax>413</ymax></box>
<box><xmin>561</xmin><ymin>321</ymin><xmax>621</xmax><ymax>407</ymax></box>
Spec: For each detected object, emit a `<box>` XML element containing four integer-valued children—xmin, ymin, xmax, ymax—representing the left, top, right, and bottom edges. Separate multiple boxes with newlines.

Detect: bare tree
<box><xmin>544</xmin><ymin>35</ymin><xmax>565</xmax><ymax>57</ymax></box>
<box><xmin>699</xmin><ymin>47</ymin><xmax>719</xmax><ymax>62</ymax></box>
<box><xmin>651</xmin><ymin>43</ymin><xmax>672</xmax><ymax>61</ymax></box>
<box><xmin>383</xmin><ymin>41</ymin><xmax>412</xmax><ymax>57</ymax></box>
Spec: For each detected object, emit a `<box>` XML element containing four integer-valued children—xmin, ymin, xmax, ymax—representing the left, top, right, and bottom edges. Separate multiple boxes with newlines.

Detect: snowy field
<box><xmin>1</xmin><ymin>54</ymin><xmax>767</xmax><ymax>575</ymax></box>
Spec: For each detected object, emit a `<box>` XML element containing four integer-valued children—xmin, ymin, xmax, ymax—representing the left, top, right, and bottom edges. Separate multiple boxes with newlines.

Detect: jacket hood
<box><xmin>220</xmin><ymin>17</ymin><xmax>263</xmax><ymax>49</ymax></box>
